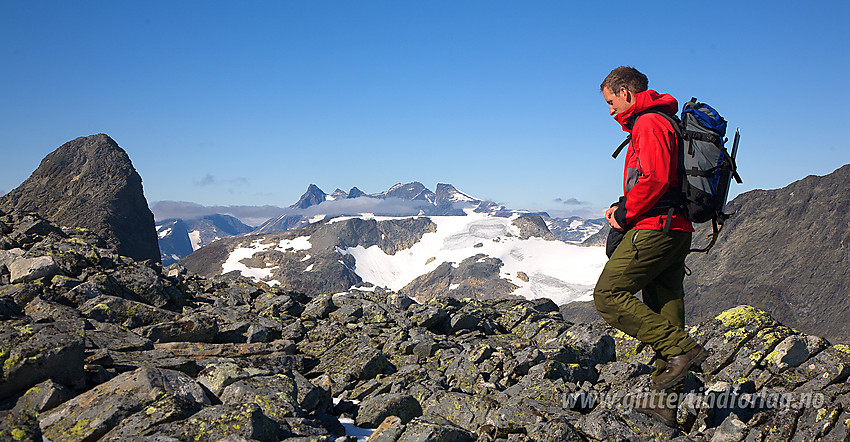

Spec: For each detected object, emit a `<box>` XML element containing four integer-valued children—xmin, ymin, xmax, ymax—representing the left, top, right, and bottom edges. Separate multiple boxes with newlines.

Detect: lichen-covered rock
<box><xmin>135</xmin><ymin>313</ymin><xmax>219</xmax><ymax>343</ymax></box>
<box><xmin>39</xmin><ymin>367</ymin><xmax>210</xmax><ymax>441</ymax></box>
<box><xmin>0</xmin><ymin>134</ymin><xmax>160</xmax><ymax>262</ymax></box>
<box><xmin>0</xmin><ymin>319</ymin><xmax>86</xmax><ymax>401</ymax></box>
<box><xmin>80</xmin><ymin>293</ymin><xmax>178</xmax><ymax>328</ymax></box>
<box><xmin>163</xmin><ymin>403</ymin><xmax>284</xmax><ymax>441</ymax></box>
<box><xmin>99</xmin><ymin>395</ymin><xmax>205</xmax><ymax>441</ymax></box>
<box><xmin>368</xmin><ymin>415</ymin><xmax>405</xmax><ymax>442</ymax></box>
<box><xmin>86</xmin><ymin>320</ymin><xmax>154</xmax><ymax>352</ymax></box>
<box><xmin>220</xmin><ymin>373</ymin><xmax>302</xmax><ymax>422</ymax></box>
<box><xmin>293</xmin><ymin>370</ymin><xmax>332</xmax><ymax>414</ymax></box>
<box><xmin>112</xmin><ymin>264</ymin><xmax>170</xmax><ymax>307</ymax></box>
<box><xmin>421</xmin><ymin>390</ymin><xmax>496</xmax><ymax>432</ymax></box>
<box><xmin>768</xmin><ymin>334</ymin><xmax>829</xmax><ymax>371</ymax></box>
<box><xmin>575</xmin><ymin>408</ymin><xmax>643</xmax><ymax>442</ymax></box>
<box><xmin>355</xmin><ymin>393</ymin><xmax>422</xmax><ymax>428</ymax></box>
<box><xmin>695</xmin><ymin>305</ymin><xmax>783</xmax><ymax>377</ymax></box>
<box><xmin>526</xmin><ymin>417</ymin><xmax>588</xmax><ymax>442</ymax></box>
<box><xmin>301</xmin><ymin>293</ymin><xmax>337</xmax><ymax>320</ymax></box>
<box><xmin>12</xmin><ymin>379</ymin><xmax>75</xmax><ymax>414</ymax></box>
<box><xmin>24</xmin><ymin>296</ymin><xmax>82</xmax><ymax>322</ymax></box>
<box><xmin>396</xmin><ymin>414</ymin><xmax>476</xmax><ymax>442</ymax></box>
<box><xmin>8</xmin><ymin>255</ymin><xmax>63</xmax><ymax>284</ymax></box>
<box><xmin>197</xmin><ymin>360</ymin><xmax>272</xmax><ymax>397</ymax></box>
<box><xmin>0</xmin><ymin>409</ymin><xmax>41</xmax><ymax>442</ymax></box>
<box><xmin>714</xmin><ymin>324</ymin><xmax>795</xmax><ymax>383</ymax></box>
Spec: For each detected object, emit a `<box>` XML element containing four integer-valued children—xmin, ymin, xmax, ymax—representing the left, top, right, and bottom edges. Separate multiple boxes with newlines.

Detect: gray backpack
<box><xmin>612</xmin><ymin>98</ymin><xmax>742</xmax><ymax>253</ymax></box>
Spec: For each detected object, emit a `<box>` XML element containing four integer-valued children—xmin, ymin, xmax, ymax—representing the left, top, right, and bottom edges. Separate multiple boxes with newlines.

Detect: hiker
<box><xmin>593</xmin><ymin>66</ymin><xmax>708</xmax><ymax>426</ymax></box>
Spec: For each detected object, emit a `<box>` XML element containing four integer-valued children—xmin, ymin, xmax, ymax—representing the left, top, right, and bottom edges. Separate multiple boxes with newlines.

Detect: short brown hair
<box><xmin>600</xmin><ymin>66</ymin><xmax>648</xmax><ymax>95</ymax></box>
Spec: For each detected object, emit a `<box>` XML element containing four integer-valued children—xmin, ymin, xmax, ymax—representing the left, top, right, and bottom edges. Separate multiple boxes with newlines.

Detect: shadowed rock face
<box><xmin>0</xmin><ymin>134</ymin><xmax>160</xmax><ymax>262</ymax></box>
<box><xmin>685</xmin><ymin>164</ymin><xmax>850</xmax><ymax>343</ymax></box>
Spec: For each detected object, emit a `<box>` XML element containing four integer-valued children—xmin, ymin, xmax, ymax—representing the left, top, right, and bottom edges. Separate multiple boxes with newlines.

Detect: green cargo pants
<box><xmin>593</xmin><ymin>229</ymin><xmax>698</xmax><ymax>385</ymax></box>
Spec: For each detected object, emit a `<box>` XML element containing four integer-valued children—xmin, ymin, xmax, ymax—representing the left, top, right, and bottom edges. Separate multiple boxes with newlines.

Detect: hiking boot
<box><xmin>632</xmin><ymin>393</ymin><xmax>677</xmax><ymax>427</ymax></box>
<box><xmin>654</xmin><ymin>344</ymin><xmax>708</xmax><ymax>390</ymax></box>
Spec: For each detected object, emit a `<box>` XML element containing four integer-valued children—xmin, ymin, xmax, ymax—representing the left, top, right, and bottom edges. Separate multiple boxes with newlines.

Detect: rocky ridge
<box><xmin>685</xmin><ymin>164</ymin><xmax>850</xmax><ymax>343</ymax></box>
<box><xmin>0</xmin><ymin>134</ymin><xmax>160</xmax><ymax>262</ymax></box>
<box><xmin>1</xmin><ymin>208</ymin><xmax>849</xmax><ymax>441</ymax></box>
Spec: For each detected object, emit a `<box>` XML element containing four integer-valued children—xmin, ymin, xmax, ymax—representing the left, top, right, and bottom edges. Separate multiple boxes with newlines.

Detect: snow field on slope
<box><xmin>221</xmin><ymin>236</ymin><xmax>313</xmax><ymax>285</ymax></box>
<box><xmin>342</xmin><ymin>214</ymin><xmax>607</xmax><ymax>305</ymax></box>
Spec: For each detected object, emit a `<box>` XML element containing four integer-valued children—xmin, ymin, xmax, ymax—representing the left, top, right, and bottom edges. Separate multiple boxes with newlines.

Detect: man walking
<box><xmin>593</xmin><ymin>66</ymin><xmax>707</xmax><ymax>426</ymax></box>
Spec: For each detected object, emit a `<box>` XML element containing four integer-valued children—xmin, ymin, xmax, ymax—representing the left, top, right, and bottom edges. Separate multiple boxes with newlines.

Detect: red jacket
<box><xmin>612</xmin><ymin>90</ymin><xmax>694</xmax><ymax>233</ymax></box>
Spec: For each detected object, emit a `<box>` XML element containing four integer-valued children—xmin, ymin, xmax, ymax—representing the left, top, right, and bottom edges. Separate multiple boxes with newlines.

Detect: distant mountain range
<box><xmin>155</xmin><ymin>182</ymin><xmax>605</xmax><ymax>264</ymax></box>
<box><xmin>180</xmin><ymin>213</ymin><xmax>608</xmax><ymax>306</ymax></box>
<box><xmin>157</xmin><ymin>214</ymin><xmax>254</xmax><ymax>265</ymax></box>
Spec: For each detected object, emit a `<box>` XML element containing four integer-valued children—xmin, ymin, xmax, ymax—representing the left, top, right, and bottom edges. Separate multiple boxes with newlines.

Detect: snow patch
<box><xmin>276</xmin><ymin>236</ymin><xmax>312</xmax><ymax>252</ymax></box>
<box><xmin>222</xmin><ymin>239</ymin><xmax>276</xmax><ymax>281</ymax></box>
<box><xmin>188</xmin><ymin>231</ymin><xmax>202</xmax><ymax>251</ymax></box>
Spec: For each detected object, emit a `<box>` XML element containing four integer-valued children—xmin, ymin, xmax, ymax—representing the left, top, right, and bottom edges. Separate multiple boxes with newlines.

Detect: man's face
<box><xmin>602</xmin><ymin>86</ymin><xmax>632</xmax><ymax>116</ymax></box>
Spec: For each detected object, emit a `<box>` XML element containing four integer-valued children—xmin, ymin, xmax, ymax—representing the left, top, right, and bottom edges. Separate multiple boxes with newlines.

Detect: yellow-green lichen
<box><xmin>715</xmin><ymin>305</ymin><xmax>771</xmax><ymax>329</ymax></box>
<box><xmin>834</xmin><ymin>344</ymin><xmax>850</xmax><ymax>355</ymax></box>
<box><xmin>11</xmin><ymin>429</ymin><xmax>27</xmax><ymax>441</ymax></box>
<box><xmin>13</xmin><ymin>324</ymin><xmax>34</xmax><ymax>337</ymax></box>
<box><xmin>69</xmin><ymin>418</ymin><xmax>91</xmax><ymax>435</ymax></box>
<box><xmin>3</xmin><ymin>353</ymin><xmax>22</xmax><ymax>372</ymax></box>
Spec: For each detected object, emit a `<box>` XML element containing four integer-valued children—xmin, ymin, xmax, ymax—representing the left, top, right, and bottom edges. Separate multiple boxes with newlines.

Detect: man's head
<box><xmin>600</xmin><ymin>66</ymin><xmax>648</xmax><ymax>116</ymax></box>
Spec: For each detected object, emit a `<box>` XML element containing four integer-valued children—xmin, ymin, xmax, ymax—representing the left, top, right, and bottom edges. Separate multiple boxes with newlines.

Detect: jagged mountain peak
<box><xmin>290</xmin><ymin>184</ymin><xmax>327</xmax><ymax>209</ymax></box>
<box><xmin>348</xmin><ymin>187</ymin><xmax>366</xmax><ymax>198</ymax></box>
<box><xmin>435</xmin><ymin>183</ymin><xmax>478</xmax><ymax>205</ymax></box>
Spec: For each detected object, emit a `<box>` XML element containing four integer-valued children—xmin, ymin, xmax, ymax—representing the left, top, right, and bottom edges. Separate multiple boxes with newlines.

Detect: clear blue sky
<box><xmin>2</xmin><ymin>1</ymin><xmax>848</xmax><ymax>219</ymax></box>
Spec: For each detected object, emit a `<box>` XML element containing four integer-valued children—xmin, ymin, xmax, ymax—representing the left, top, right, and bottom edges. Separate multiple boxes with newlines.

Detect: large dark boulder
<box><xmin>0</xmin><ymin>134</ymin><xmax>160</xmax><ymax>262</ymax></box>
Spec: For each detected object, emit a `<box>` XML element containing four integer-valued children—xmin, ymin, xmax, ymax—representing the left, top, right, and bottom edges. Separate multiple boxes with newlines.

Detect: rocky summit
<box><xmin>1</xmin><ymin>208</ymin><xmax>849</xmax><ymax>441</ymax></box>
<box><xmin>0</xmin><ymin>134</ymin><xmax>160</xmax><ymax>262</ymax></box>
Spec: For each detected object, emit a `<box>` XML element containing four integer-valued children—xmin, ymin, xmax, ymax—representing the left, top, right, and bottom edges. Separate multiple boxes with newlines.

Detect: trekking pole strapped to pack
<box><xmin>611</xmin><ymin>98</ymin><xmax>742</xmax><ymax>254</ymax></box>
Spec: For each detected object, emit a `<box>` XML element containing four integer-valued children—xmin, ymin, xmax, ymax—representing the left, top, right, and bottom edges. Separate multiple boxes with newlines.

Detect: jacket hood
<box><xmin>614</xmin><ymin>90</ymin><xmax>679</xmax><ymax>132</ymax></box>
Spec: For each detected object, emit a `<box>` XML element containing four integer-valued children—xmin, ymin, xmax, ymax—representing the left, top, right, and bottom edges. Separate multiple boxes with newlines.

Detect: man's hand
<box><xmin>605</xmin><ymin>206</ymin><xmax>624</xmax><ymax>231</ymax></box>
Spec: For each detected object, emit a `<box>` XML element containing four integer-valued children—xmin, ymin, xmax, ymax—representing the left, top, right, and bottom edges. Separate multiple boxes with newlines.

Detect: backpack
<box><xmin>612</xmin><ymin>98</ymin><xmax>742</xmax><ymax>253</ymax></box>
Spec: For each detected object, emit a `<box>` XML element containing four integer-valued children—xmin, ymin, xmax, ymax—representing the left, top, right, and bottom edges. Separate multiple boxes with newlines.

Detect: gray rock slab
<box><xmin>39</xmin><ymin>367</ymin><xmax>210</xmax><ymax>441</ymax></box>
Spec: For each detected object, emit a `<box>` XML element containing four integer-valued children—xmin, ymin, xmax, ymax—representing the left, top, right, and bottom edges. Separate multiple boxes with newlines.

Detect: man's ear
<box><xmin>621</xmin><ymin>87</ymin><xmax>633</xmax><ymax>104</ymax></box>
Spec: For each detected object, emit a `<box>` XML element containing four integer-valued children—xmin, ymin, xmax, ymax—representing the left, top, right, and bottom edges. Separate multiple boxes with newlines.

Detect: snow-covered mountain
<box><xmin>179</xmin><ymin>212</ymin><xmax>608</xmax><ymax>305</ymax></box>
<box><xmin>546</xmin><ymin>216</ymin><xmax>607</xmax><ymax>243</ymax></box>
<box><xmin>255</xmin><ymin>182</ymin><xmax>602</xmax><ymax>243</ymax></box>
<box><xmin>157</xmin><ymin>182</ymin><xmax>603</xmax><ymax>264</ymax></box>
<box><xmin>156</xmin><ymin>214</ymin><xmax>254</xmax><ymax>265</ymax></box>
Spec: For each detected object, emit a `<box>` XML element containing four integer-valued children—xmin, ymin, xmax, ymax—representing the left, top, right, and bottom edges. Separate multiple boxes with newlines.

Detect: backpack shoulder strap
<box><xmin>610</xmin><ymin>110</ymin><xmax>681</xmax><ymax>159</ymax></box>
<box><xmin>612</xmin><ymin>135</ymin><xmax>630</xmax><ymax>159</ymax></box>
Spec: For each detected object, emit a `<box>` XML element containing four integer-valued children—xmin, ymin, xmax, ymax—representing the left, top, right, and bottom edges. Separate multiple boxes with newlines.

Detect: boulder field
<box><xmin>0</xmin><ymin>208</ymin><xmax>848</xmax><ymax>441</ymax></box>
